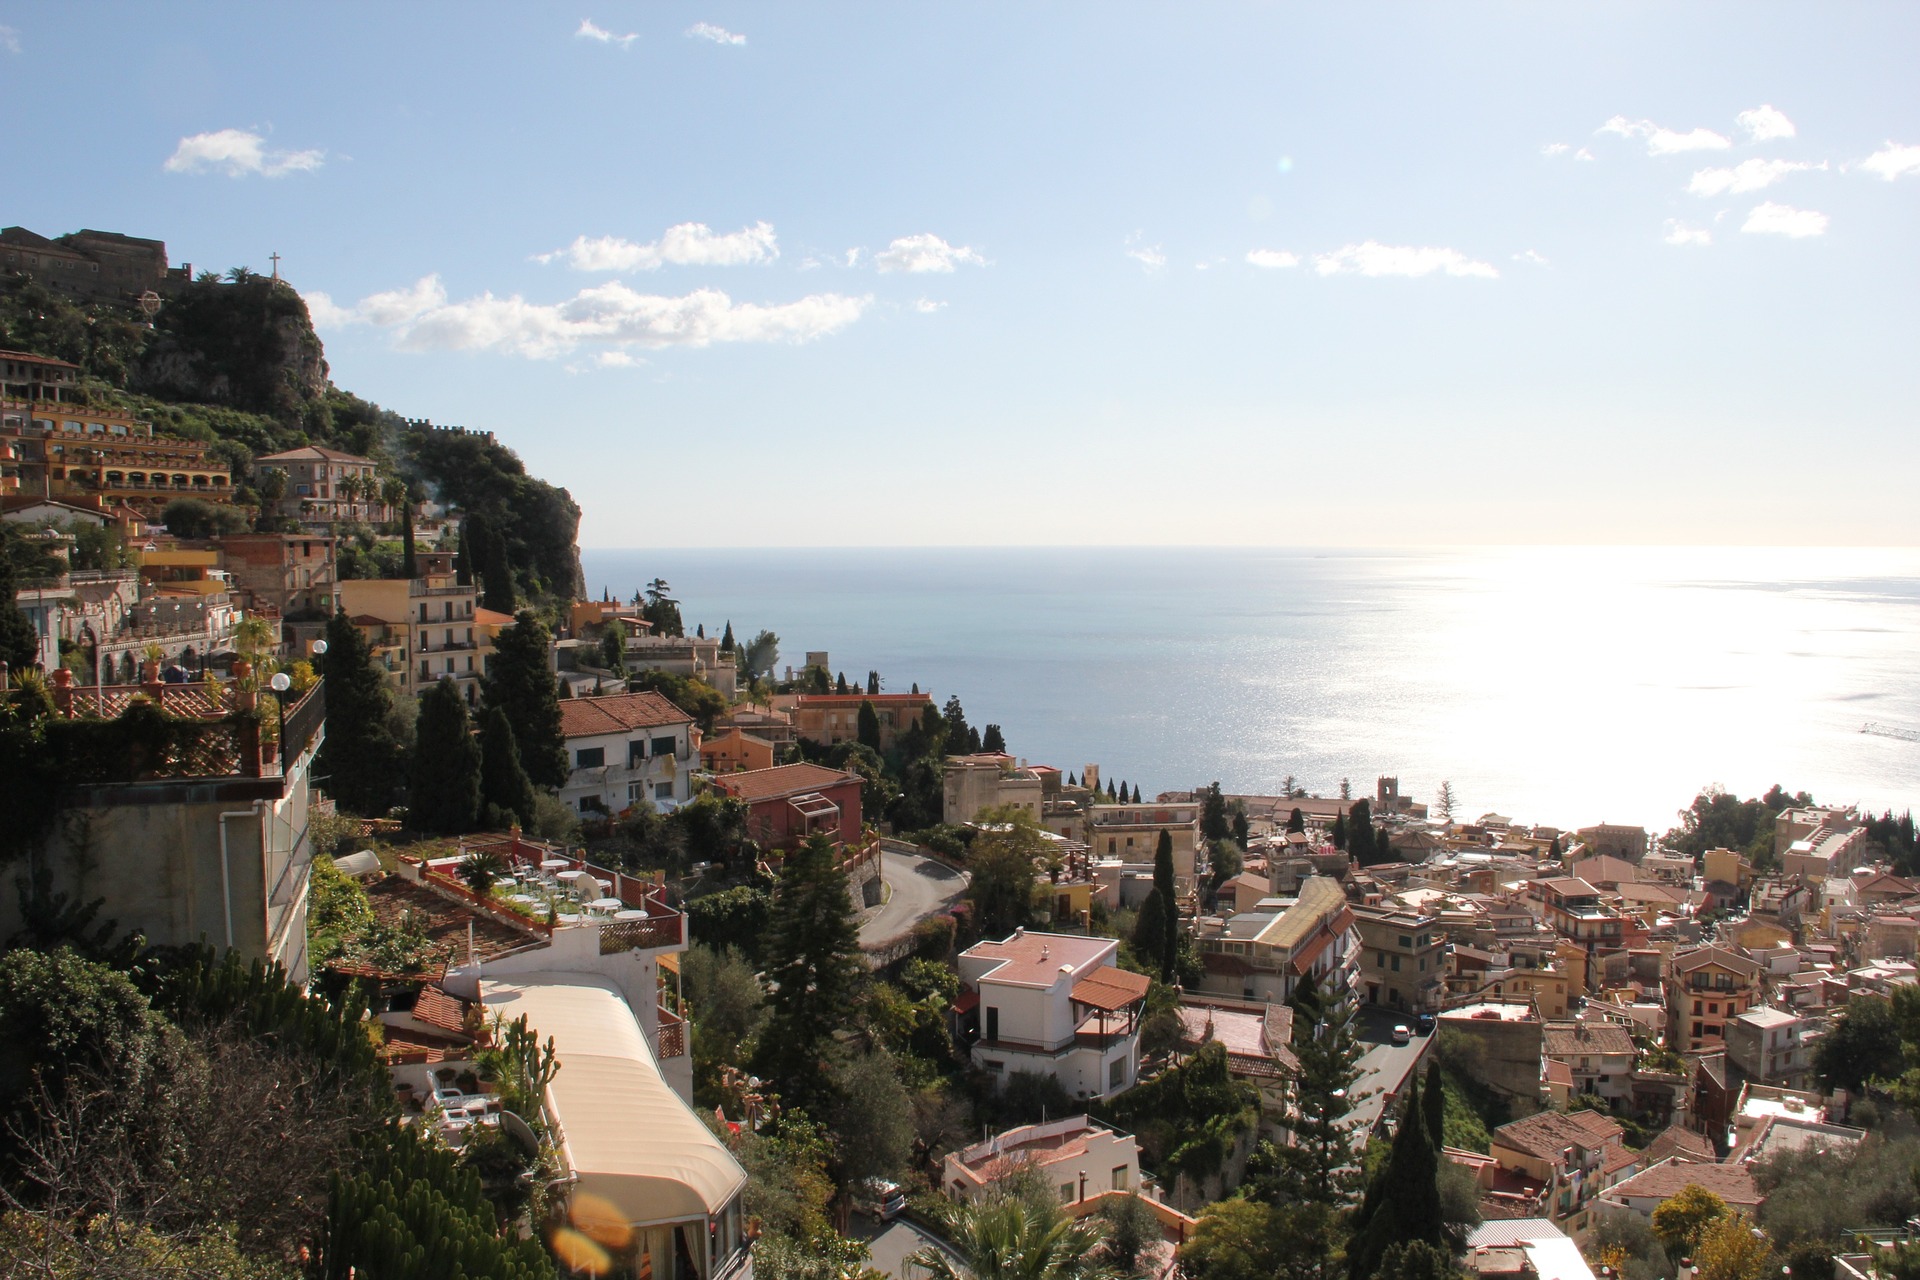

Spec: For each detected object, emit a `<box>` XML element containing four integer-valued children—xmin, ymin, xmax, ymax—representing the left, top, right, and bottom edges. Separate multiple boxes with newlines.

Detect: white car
<box><xmin>1391</xmin><ymin>1024</ymin><xmax>1412</xmax><ymax>1045</ymax></box>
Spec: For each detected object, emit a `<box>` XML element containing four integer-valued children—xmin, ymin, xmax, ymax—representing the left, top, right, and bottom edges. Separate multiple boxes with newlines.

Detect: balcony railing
<box><xmin>656</xmin><ymin>1006</ymin><xmax>687</xmax><ymax>1059</ymax></box>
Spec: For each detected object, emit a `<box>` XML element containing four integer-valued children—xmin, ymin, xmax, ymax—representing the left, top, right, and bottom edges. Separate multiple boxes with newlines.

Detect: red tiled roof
<box><xmin>1493</xmin><ymin>1109</ymin><xmax>1623</xmax><ymax>1160</ymax></box>
<box><xmin>1071</xmin><ymin>967</ymin><xmax>1151</xmax><ymax>1011</ymax></box>
<box><xmin>558</xmin><ymin>690</ymin><xmax>693</xmax><ymax>738</ymax></box>
<box><xmin>412</xmin><ymin>985</ymin><xmax>470</xmax><ymax>1036</ymax></box>
<box><xmin>255</xmin><ymin>444</ymin><xmax>378</xmax><ymax>464</ymax></box>
<box><xmin>712</xmin><ymin>762</ymin><xmax>859</xmax><ymax>802</ymax></box>
<box><xmin>1605</xmin><ymin>1157</ymin><xmax>1760</xmax><ymax>1209</ymax></box>
<box><xmin>474</xmin><ymin>607</ymin><xmax>515</xmax><ymax>627</ymax></box>
<box><xmin>793</xmin><ymin>693</ymin><xmax>936</xmax><ymax>706</ymax></box>
<box><xmin>0</xmin><ymin>347</ymin><xmax>80</xmax><ymax>368</ymax></box>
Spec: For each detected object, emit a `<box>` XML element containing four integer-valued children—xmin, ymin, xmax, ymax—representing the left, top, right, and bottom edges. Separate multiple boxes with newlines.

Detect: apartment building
<box><xmin>220</xmin><ymin>533</ymin><xmax>339</xmax><ymax>631</ymax></box>
<box><xmin>944</xmin><ymin>752</ymin><xmax>1047</xmax><ymax>825</ymax></box>
<box><xmin>942</xmin><ymin>1116</ymin><xmax>1144</xmax><ymax>1204</ymax></box>
<box><xmin>1724</xmin><ymin>1005</ymin><xmax>1814</xmax><ymax>1090</ymax></box>
<box><xmin>1540</xmin><ymin>1021</ymin><xmax>1636</xmax><ymax>1106</ymax></box>
<box><xmin>251</xmin><ymin>445</ymin><xmax>391</xmax><ymax>525</ymax></box>
<box><xmin>337</xmin><ymin>573</ymin><xmax>491</xmax><ymax>703</ymax></box>
<box><xmin>1351</xmin><ymin>901</ymin><xmax>1447</xmax><ymax>1013</ymax></box>
<box><xmin>1487</xmin><ymin>1109</ymin><xmax>1636</xmax><ymax>1238</ymax></box>
<box><xmin>1091</xmin><ymin>800</ymin><xmax>1202</xmax><ymax>893</ymax></box>
<box><xmin>558</xmin><ymin>691</ymin><xmax>698</xmax><ymax>816</ymax></box>
<box><xmin>791</xmin><ymin>691</ymin><xmax>936</xmax><ymax>753</ymax></box>
<box><xmin>710</xmin><ymin>762</ymin><xmax>865</xmax><ymax>854</ymax></box>
<box><xmin>958</xmin><ymin>930</ymin><xmax>1149</xmax><ymax>1101</ymax></box>
<box><xmin>1195</xmin><ymin>876</ymin><xmax>1360</xmax><ymax>1007</ymax></box>
<box><xmin>1664</xmin><ymin>945</ymin><xmax>1764</xmax><ymax>1054</ymax></box>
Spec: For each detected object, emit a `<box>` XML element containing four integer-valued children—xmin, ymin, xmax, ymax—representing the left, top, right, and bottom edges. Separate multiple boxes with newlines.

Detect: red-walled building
<box><xmin>711</xmin><ymin>762</ymin><xmax>865</xmax><ymax>853</ymax></box>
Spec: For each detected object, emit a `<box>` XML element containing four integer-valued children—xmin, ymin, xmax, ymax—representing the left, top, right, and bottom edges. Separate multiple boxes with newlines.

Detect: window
<box><xmin>655</xmin><ymin>781</ymin><xmax>674</xmax><ymax>800</ymax></box>
<box><xmin>1059</xmin><ymin>1185</ymin><xmax>1075</xmax><ymax>1204</ymax></box>
<box><xmin>576</xmin><ymin>746</ymin><xmax>606</xmax><ymax>768</ymax></box>
<box><xmin>1399</xmin><ymin>936</ymin><xmax>1412</xmax><ymax>948</ymax></box>
<box><xmin>1110</xmin><ymin>1057</ymin><xmax>1125</xmax><ymax>1088</ymax></box>
<box><xmin>1112</xmin><ymin>1165</ymin><xmax>1130</xmax><ymax>1190</ymax></box>
<box><xmin>982</xmin><ymin>1059</ymin><xmax>1004</xmax><ymax>1073</ymax></box>
<box><xmin>985</xmin><ymin>1008</ymin><xmax>999</xmax><ymax>1042</ymax></box>
<box><xmin>629</xmin><ymin>783</ymin><xmax>645</xmax><ymax>803</ymax></box>
<box><xmin>651</xmin><ymin>735</ymin><xmax>677</xmax><ymax>757</ymax></box>
<box><xmin>629</xmin><ymin>741</ymin><xmax>647</xmax><ymax>766</ymax></box>
<box><xmin>1390</xmin><ymin>955</ymin><xmax>1401</xmax><ymax>972</ymax></box>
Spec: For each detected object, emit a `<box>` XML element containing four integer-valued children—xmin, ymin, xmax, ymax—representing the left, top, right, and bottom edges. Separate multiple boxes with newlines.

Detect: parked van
<box><xmin>856</xmin><ymin>1178</ymin><xmax>907</xmax><ymax>1222</ymax></box>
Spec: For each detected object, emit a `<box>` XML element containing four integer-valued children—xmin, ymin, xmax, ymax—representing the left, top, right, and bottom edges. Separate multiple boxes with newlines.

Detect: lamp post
<box><xmin>270</xmin><ymin>670</ymin><xmax>291</xmax><ymax>773</ymax></box>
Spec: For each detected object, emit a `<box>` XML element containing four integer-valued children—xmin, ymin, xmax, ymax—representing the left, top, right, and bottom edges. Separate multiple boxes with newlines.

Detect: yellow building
<box><xmin>338</xmin><ymin>574</ymin><xmax>492</xmax><ymax>704</ymax></box>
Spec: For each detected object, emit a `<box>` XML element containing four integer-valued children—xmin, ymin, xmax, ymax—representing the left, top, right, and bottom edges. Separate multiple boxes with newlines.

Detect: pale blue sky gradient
<box><xmin>2</xmin><ymin>3</ymin><xmax>1915</xmax><ymax>546</ymax></box>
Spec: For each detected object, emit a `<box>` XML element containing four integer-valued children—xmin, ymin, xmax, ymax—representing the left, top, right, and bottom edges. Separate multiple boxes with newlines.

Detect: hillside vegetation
<box><xmin>0</xmin><ymin>270</ymin><xmax>582</xmax><ymax>603</ymax></box>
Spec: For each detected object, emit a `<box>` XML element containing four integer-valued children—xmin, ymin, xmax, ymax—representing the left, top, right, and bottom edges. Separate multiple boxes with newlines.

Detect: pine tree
<box><xmin>981</xmin><ymin>723</ymin><xmax>1006</xmax><ymax>754</ymax></box>
<box><xmin>410</xmin><ymin>679</ymin><xmax>480</xmax><ymax>834</ymax></box>
<box><xmin>1153</xmin><ymin>830</ymin><xmax>1178</xmax><ymax>983</ymax></box>
<box><xmin>857</xmin><ymin>698</ymin><xmax>882</xmax><ymax>753</ymax></box>
<box><xmin>484</xmin><ymin>611</ymin><xmax>567</xmax><ymax>790</ymax></box>
<box><xmin>941</xmin><ymin>696</ymin><xmax>970</xmax><ymax>756</ymax></box>
<box><xmin>1263</xmin><ymin>972</ymin><xmax>1366</xmax><ymax>1206</ymax></box>
<box><xmin>753</xmin><ymin>833</ymin><xmax>865</xmax><ymax>1115</ymax></box>
<box><xmin>315</xmin><ymin>610</ymin><xmax>402</xmax><ymax>816</ymax></box>
<box><xmin>479</xmin><ymin>705</ymin><xmax>536</xmax><ymax>830</ymax></box>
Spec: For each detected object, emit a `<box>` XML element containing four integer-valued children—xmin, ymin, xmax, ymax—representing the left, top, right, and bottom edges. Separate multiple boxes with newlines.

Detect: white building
<box><xmin>958</xmin><ymin>930</ymin><xmax>1150</xmax><ymax>1101</ymax></box>
<box><xmin>942</xmin><ymin>1116</ymin><xmax>1143</xmax><ymax>1204</ymax></box>
<box><xmin>558</xmin><ymin>691</ymin><xmax>697</xmax><ymax>817</ymax></box>
<box><xmin>1724</xmin><ymin>1004</ymin><xmax>1814</xmax><ymax>1089</ymax></box>
<box><xmin>1193</xmin><ymin>876</ymin><xmax>1361</xmax><ymax>1007</ymax></box>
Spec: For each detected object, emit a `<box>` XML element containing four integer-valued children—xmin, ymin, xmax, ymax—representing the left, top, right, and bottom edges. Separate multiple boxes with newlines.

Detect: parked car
<box><xmin>855</xmin><ymin>1178</ymin><xmax>907</xmax><ymax>1222</ymax></box>
<box><xmin>1416</xmin><ymin>1013</ymin><xmax>1436</xmax><ymax>1035</ymax></box>
<box><xmin>1391</xmin><ymin>1023</ymin><xmax>1412</xmax><ymax>1045</ymax></box>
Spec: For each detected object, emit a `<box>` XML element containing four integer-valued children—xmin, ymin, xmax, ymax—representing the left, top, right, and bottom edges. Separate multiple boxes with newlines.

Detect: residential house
<box><xmin>1664</xmin><ymin>945</ymin><xmax>1764</xmax><ymax>1054</ymax></box>
<box><xmin>1599</xmin><ymin>1157</ymin><xmax>1761</xmax><ymax>1222</ymax></box>
<box><xmin>1541</xmin><ymin>1021</ymin><xmax>1637</xmax><ymax>1106</ymax></box>
<box><xmin>1174</xmin><ymin>997</ymin><xmax>1297</xmax><ymax>1138</ymax></box>
<box><xmin>558</xmin><ymin>691</ymin><xmax>697</xmax><ymax>816</ymax></box>
<box><xmin>712</xmin><ymin>701</ymin><xmax>796</xmax><ymax>751</ymax></box>
<box><xmin>942</xmin><ymin>1116</ymin><xmax>1144</xmax><ymax>1204</ymax></box>
<box><xmin>698</xmin><ymin>726</ymin><xmax>775</xmax><ymax>774</ymax></box>
<box><xmin>1194</xmin><ymin>876</ymin><xmax>1360</xmax><ymax>1007</ymax></box>
<box><xmin>1723</xmin><ymin>1005</ymin><xmax>1814</xmax><ymax>1089</ymax></box>
<box><xmin>944</xmin><ymin>752</ymin><xmax>1046</xmax><ymax>825</ymax></box>
<box><xmin>338</xmin><ymin>573</ymin><xmax>491</xmax><ymax>703</ymax></box>
<box><xmin>1351</xmin><ymin>901</ymin><xmax>1448</xmax><ymax>1013</ymax></box>
<box><xmin>251</xmin><ymin>445</ymin><xmax>390</xmax><ymax>526</ymax></box>
<box><xmin>710</xmin><ymin>762</ymin><xmax>864</xmax><ymax>854</ymax></box>
<box><xmin>791</xmin><ymin>691</ymin><xmax>936</xmax><ymax>753</ymax></box>
<box><xmin>1488</xmin><ymin>1109</ymin><xmax>1634</xmax><ymax>1237</ymax></box>
<box><xmin>958</xmin><ymin>930</ymin><xmax>1149</xmax><ymax>1100</ymax></box>
<box><xmin>219</xmin><ymin>532</ymin><xmax>339</xmax><ymax>635</ymax></box>
<box><xmin>1092</xmin><ymin>800</ymin><xmax>1203</xmax><ymax>893</ymax></box>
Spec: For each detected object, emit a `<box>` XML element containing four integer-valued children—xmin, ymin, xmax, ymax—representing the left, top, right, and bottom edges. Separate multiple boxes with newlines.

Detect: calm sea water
<box><xmin>579</xmin><ymin>546</ymin><xmax>1920</xmax><ymax>834</ymax></box>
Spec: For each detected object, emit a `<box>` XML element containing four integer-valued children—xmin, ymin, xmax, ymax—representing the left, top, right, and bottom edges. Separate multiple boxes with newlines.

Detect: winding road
<box><xmin>859</xmin><ymin>848</ymin><xmax>969</xmax><ymax>949</ymax></box>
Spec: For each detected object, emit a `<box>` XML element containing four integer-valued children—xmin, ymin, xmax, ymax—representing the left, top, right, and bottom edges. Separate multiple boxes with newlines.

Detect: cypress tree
<box><xmin>981</xmin><ymin>723</ymin><xmax>1006</xmax><ymax>754</ymax></box>
<box><xmin>856</xmin><ymin>698</ymin><xmax>882</xmax><ymax>753</ymax></box>
<box><xmin>866</xmin><ymin>670</ymin><xmax>879</xmax><ymax>695</ymax></box>
<box><xmin>454</xmin><ymin>514</ymin><xmax>479</xmax><ymax>587</ymax></box>
<box><xmin>835</xmin><ymin>671</ymin><xmax>848</xmax><ymax>694</ymax></box>
<box><xmin>1287</xmin><ymin>807</ymin><xmax>1306</xmax><ymax>833</ymax></box>
<box><xmin>941</xmin><ymin>695</ymin><xmax>970</xmax><ymax>755</ymax></box>
<box><xmin>484</xmin><ymin>611</ymin><xmax>568</xmax><ymax>790</ymax></box>
<box><xmin>409</xmin><ymin>679</ymin><xmax>480</xmax><ymax>834</ymax></box>
<box><xmin>1424</xmin><ymin>1056</ymin><xmax>1446</xmax><ymax>1151</ymax></box>
<box><xmin>1332</xmin><ymin>812</ymin><xmax>1348</xmax><ymax>850</ymax></box>
<box><xmin>479</xmin><ymin>705</ymin><xmax>536</xmax><ymax>830</ymax></box>
<box><xmin>753</xmin><ymin>832</ymin><xmax>864</xmax><ymax>1116</ymax></box>
<box><xmin>480</xmin><ymin>520</ymin><xmax>515</xmax><ymax>615</ymax></box>
<box><xmin>1131</xmin><ymin>887</ymin><xmax>1168</xmax><ymax>973</ymax></box>
<box><xmin>966</xmin><ymin>725</ymin><xmax>981</xmax><ymax>753</ymax></box>
<box><xmin>401</xmin><ymin>501</ymin><xmax>417</xmax><ymax>579</ymax></box>
<box><xmin>1350</xmin><ymin>1074</ymin><xmax>1447</xmax><ymax>1279</ymax></box>
<box><xmin>1107</xmin><ymin>778</ymin><xmax>1117</xmax><ymax>799</ymax></box>
<box><xmin>0</xmin><ymin>548</ymin><xmax>40</xmax><ymax>671</ymax></box>
<box><xmin>1349</xmin><ymin>797</ymin><xmax>1377</xmax><ymax>864</ymax></box>
<box><xmin>720</xmin><ymin>620</ymin><xmax>735</xmax><ymax>652</ymax></box>
<box><xmin>315</xmin><ymin>610</ymin><xmax>402</xmax><ymax>816</ymax></box>
<box><xmin>1153</xmin><ymin>830</ymin><xmax>1178</xmax><ymax>983</ymax></box>
<box><xmin>1132</xmin><ymin>783</ymin><xmax>1142</xmax><ymax>803</ymax></box>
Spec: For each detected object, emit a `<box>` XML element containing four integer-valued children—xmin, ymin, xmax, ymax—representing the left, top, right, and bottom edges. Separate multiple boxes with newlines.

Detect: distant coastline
<box><xmin>581</xmin><ymin>545</ymin><xmax>1920</xmax><ymax>833</ymax></box>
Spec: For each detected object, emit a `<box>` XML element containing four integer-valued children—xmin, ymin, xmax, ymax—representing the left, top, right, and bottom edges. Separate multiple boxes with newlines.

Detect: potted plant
<box><xmin>140</xmin><ymin>642</ymin><xmax>165</xmax><ymax>684</ymax></box>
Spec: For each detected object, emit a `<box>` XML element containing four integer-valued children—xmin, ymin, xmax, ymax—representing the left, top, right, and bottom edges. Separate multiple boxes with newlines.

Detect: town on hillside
<box><xmin>4</xmin><ymin>228</ymin><xmax>1920</xmax><ymax>1280</ymax></box>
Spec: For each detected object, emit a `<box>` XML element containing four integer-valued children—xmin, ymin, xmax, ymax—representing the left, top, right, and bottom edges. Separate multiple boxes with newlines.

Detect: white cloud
<box><xmin>1311</xmin><ymin>242</ymin><xmax>1497</xmax><ymax>279</ymax></box>
<box><xmin>576</xmin><ymin>18</ymin><xmax>637</xmax><ymax>48</ymax></box>
<box><xmin>1542</xmin><ymin>143</ymin><xmax>1570</xmax><ymax>158</ymax></box>
<box><xmin>164</xmin><ymin>128</ymin><xmax>324</xmax><ymax>178</ymax></box>
<box><xmin>594</xmin><ymin>351</ymin><xmax>646</xmax><ymax>368</ymax></box>
<box><xmin>1245</xmin><ymin>249</ymin><xmax>1299</xmax><ymax>269</ymax></box>
<box><xmin>686</xmin><ymin>22</ymin><xmax>745</xmax><ymax>45</ymax></box>
<box><xmin>1663</xmin><ymin>221</ymin><xmax>1712</xmax><ymax>247</ymax></box>
<box><xmin>874</xmin><ymin>233</ymin><xmax>985</xmax><ymax>273</ymax></box>
<box><xmin>310</xmin><ymin>274</ymin><xmax>870</xmax><ymax>357</ymax></box>
<box><xmin>0</xmin><ymin>25</ymin><xmax>19</xmax><ymax>54</ymax></box>
<box><xmin>912</xmin><ymin>298</ymin><xmax>946</xmax><ymax>313</ymax></box>
<box><xmin>1687</xmin><ymin>157</ymin><xmax>1812</xmax><ymax>197</ymax></box>
<box><xmin>1512</xmin><ymin>249</ymin><xmax>1549</xmax><ymax>266</ymax></box>
<box><xmin>537</xmin><ymin>222</ymin><xmax>779</xmax><ymax>271</ymax></box>
<box><xmin>1861</xmin><ymin>142</ymin><xmax>1920</xmax><ymax>181</ymax></box>
<box><xmin>302</xmin><ymin>292</ymin><xmax>357</xmax><ymax>329</ymax></box>
<box><xmin>844</xmin><ymin>248</ymin><xmax>862</xmax><ymax>268</ymax></box>
<box><xmin>1123</xmin><ymin>240</ymin><xmax>1166</xmax><ymax>272</ymax></box>
<box><xmin>1597</xmin><ymin>115</ymin><xmax>1731</xmax><ymax>156</ymax></box>
<box><xmin>1736</xmin><ymin>105</ymin><xmax>1796</xmax><ymax>143</ymax></box>
<box><xmin>1741</xmin><ymin>202</ymin><xmax>1828</xmax><ymax>238</ymax></box>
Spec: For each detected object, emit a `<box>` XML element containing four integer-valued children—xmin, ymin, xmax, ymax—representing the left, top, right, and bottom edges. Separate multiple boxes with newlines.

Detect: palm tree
<box><xmin>909</xmin><ymin>1194</ymin><xmax>1115</xmax><ymax>1280</ymax></box>
<box><xmin>459</xmin><ymin>848</ymin><xmax>506</xmax><ymax>897</ymax></box>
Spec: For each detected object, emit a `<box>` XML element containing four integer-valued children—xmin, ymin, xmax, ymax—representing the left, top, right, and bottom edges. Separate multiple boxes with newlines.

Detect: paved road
<box><xmin>859</xmin><ymin>849</ymin><xmax>969</xmax><ymax>948</ymax></box>
<box><xmin>1345</xmin><ymin>1007</ymin><xmax>1436</xmax><ymax>1137</ymax></box>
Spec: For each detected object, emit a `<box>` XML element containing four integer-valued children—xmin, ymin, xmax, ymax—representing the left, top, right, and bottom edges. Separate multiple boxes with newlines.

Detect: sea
<box><xmin>578</xmin><ymin>546</ymin><xmax>1920</xmax><ymax>836</ymax></box>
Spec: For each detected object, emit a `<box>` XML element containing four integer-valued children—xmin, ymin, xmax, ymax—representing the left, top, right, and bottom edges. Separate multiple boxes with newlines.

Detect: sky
<box><xmin>2</xmin><ymin>3</ymin><xmax>1917</xmax><ymax>548</ymax></box>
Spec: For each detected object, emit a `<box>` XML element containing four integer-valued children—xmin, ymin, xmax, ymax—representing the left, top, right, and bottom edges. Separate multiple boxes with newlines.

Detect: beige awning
<box><xmin>481</xmin><ymin>973</ymin><xmax>745</xmax><ymax>1225</ymax></box>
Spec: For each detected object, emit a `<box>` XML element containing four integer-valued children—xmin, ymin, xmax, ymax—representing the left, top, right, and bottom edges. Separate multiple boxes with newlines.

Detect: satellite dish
<box><xmin>137</xmin><ymin>291</ymin><xmax>162</xmax><ymax>320</ymax></box>
<box><xmin>500</xmin><ymin>1110</ymin><xmax>539</xmax><ymax>1156</ymax></box>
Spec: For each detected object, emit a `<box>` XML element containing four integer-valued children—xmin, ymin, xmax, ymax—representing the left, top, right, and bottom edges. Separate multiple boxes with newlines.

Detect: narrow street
<box><xmin>858</xmin><ymin>849</ymin><xmax>969</xmax><ymax>949</ymax></box>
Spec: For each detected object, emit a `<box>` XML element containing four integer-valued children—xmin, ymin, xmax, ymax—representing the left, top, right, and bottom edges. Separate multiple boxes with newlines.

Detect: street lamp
<box><xmin>270</xmin><ymin>671</ymin><xmax>292</xmax><ymax>773</ymax></box>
